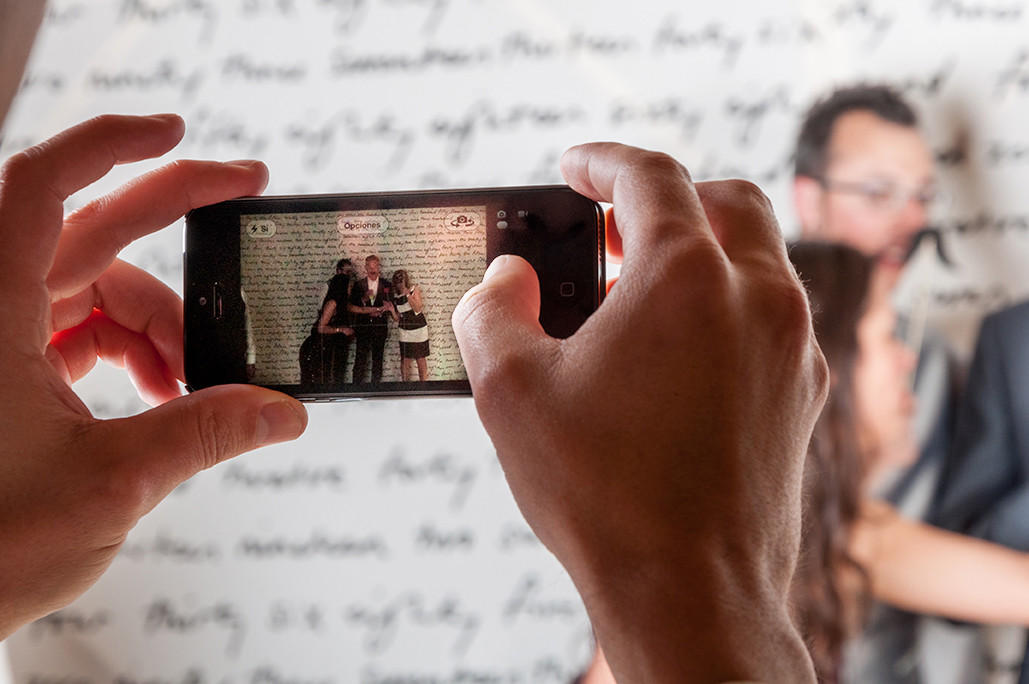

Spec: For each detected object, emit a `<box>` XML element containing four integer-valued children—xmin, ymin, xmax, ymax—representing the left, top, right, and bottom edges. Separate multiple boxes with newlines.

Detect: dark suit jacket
<box><xmin>933</xmin><ymin>299</ymin><xmax>1029</xmax><ymax>549</ymax></box>
<box><xmin>931</xmin><ymin>299</ymin><xmax>1029</xmax><ymax>682</ymax></box>
<box><xmin>348</xmin><ymin>277</ymin><xmax>392</xmax><ymax>328</ymax></box>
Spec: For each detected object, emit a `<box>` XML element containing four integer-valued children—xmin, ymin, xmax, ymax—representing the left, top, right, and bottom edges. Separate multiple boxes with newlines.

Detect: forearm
<box><xmin>856</xmin><ymin>504</ymin><xmax>1029</xmax><ymax>624</ymax></box>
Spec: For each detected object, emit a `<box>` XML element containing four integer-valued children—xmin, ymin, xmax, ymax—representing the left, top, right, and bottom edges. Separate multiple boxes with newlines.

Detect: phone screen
<box><xmin>185</xmin><ymin>187</ymin><xmax>603</xmax><ymax>399</ymax></box>
<box><xmin>241</xmin><ymin>204</ymin><xmax>486</xmax><ymax>389</ymax></box>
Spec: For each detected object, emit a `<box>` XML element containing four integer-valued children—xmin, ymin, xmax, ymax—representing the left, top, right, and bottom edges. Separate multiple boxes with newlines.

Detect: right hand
<box><xmin>453</xmin><ymin>143</ymin><xmax>827</xmax><ymax>682</ymax></box>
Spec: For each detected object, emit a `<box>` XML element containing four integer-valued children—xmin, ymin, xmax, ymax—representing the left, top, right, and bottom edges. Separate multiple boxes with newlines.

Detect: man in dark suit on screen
<box><xmin>348</xmin><ymin>254</ymin><xmax>394</xmax><ymax>383</ymax></box>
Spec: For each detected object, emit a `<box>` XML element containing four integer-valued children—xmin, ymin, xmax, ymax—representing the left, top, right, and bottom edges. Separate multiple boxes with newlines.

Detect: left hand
<box><xmin>0</xmin><ymin>114</ymin><xmax>308</xmax><ymax>638</ymax></box>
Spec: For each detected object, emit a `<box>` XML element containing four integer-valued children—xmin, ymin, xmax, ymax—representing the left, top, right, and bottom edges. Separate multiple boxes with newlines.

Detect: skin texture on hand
<box><xmin>0</xmin><ymin>114</ymin><xmax>308</xmax><ymax>639</ymax></box>
<box><xmin>453</xmin><ymin>143</ymin><xmax>828</xmax><ymax>683</ymax></box>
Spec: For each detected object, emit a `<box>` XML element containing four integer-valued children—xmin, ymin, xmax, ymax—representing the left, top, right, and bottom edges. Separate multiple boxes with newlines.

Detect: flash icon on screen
<box><xmin>245</xmin><ymin>220</ymin><xmax>276</xmax><ymax>238</ymax></box>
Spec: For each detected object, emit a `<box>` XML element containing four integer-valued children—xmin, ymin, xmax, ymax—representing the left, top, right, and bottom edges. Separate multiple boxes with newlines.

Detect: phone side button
<box><xmin>213</xmin><ymin>283</ymin><xmax>224</xmax><ymax>319</ymax></box>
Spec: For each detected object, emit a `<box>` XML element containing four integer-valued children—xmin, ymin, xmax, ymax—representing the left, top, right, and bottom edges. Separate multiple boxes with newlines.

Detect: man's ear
<box><xmin>793</xmin><ymin>176</ymin><xmax>825</xmax><ymax>238</ymax></box>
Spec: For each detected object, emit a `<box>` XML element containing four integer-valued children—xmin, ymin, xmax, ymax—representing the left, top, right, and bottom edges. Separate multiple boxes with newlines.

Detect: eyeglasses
<box><xmin>817</xmin><ymin>177</ymin><xmax>942</xmax><ymax>213</ymax></box>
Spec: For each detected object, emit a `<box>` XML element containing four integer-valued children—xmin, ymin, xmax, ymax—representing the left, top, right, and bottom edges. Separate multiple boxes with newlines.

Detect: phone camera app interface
<box><xmin>239</xmin><ymin>205</ymin><xmax>486</xmax><ymax>387</ymax></box>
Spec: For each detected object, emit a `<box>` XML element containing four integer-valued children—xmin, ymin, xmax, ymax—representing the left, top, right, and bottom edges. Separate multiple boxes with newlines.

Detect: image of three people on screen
<box><xmin>299</xmin><ymin>254</ymin><xmax>430</xmax><ymax>385</ymax></box>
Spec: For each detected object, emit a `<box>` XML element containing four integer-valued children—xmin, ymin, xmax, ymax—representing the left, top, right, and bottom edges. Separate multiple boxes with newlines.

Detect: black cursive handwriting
<box><xmin>501</xmin><ymin>574</ymin><xmax>584</xmax><ymax>624</ymax></box>
<box><xmin>142</xmin><ymin>598</ymin><xmax>247</xmax><ymax>658</ymax></box>
<box><xmin>220</xmin><ymin>461</ymin><xmax>346</xmax><ymax>492</ymax></box>
<box><xmin>29</xmin><ymin>609</ymin><xmax>111</xmax><ymax>640</ymax></box>
<box><xmin>377</xmin><ymin>446</ymin><xmax>478</xmax><ymax>510</ymax></box>
<box><xmin>651</xmin><ymin>15</ymin><xmax>744</xmax><ymax>68</ymax></box>
<box><xmin>237</xmin><ymin>530</ymin><xmax>389</xmax><ymax>560</ymax></box>
<box><xmin>343</xmin><ymin>591</ymin><xmax>481</xmax><ymax>655</ymax></box>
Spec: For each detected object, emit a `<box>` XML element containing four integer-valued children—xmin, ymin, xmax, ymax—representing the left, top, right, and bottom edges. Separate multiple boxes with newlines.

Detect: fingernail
<box><xmin>225</xmin><ymin>159</ymin><xmax>264</xmax><ymax>169</ymax></box>
<box><xmin>148</xmin><ymin>113</ymin><xmax>182</xmax><ymax>123</ymax></box>
<box><xmin>256</xmin><ymin>401</ymin><xmax>305</xmax><ymax>447</ymax></box>
<box><xmin>483</xmin><ymin>254</ymin><xmax>512</xmax><ymax>281</ymax></box>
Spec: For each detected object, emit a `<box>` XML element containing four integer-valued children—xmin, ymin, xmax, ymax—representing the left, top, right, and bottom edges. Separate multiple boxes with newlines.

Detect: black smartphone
<box><xmin>184</xmin><ymin>185</ymin><xmax>605</xmax><ymax>399</ymax></box>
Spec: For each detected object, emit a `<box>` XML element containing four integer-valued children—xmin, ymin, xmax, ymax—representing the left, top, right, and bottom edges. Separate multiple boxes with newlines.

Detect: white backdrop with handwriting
<box><xmin>4</xmin><ymin>1</ymin><xmax>1029</xmax><ymax>682</ymax></box>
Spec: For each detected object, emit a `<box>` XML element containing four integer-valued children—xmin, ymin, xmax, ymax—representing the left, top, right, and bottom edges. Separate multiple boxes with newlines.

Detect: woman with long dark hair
<box><xmin>299</xmin><ymin>258</ymin><xmax>355</xmax><ymax>385</ymax></box>
<box><xmin>788</xmin><ymin>241</ymin><xmax>893</xmax><ymax>680</ymax></box>
<box><xmin>792</xmin><ymin>241</ymin><xmax>1029</xmax><ymax>681</ymax></box>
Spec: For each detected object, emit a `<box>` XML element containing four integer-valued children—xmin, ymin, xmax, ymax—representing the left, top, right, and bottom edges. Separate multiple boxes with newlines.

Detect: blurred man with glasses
<box><xmin>794</xmin><ymin>85</ymin><xmax>939</xmax><ymax>273</ymax></box>
<box><xmin>792</xmin><ymin>84</ymin><xmax>966</xmax><ymax>684</ymax></box>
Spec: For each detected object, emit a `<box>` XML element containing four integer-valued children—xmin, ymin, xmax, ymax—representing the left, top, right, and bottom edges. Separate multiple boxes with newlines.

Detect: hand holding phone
<box><xmin>452</xmin><ymin>143</ymin><xmax>827</xmax><ymax>683</ymax></box>
<box><xmin>0</xmin><ymin>113</ymin><xmax>307</xmax><ymax>641</ymax></box>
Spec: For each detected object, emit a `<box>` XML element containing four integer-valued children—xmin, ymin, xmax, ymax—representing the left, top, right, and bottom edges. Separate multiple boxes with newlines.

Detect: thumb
<box><xmin>452</xmin><ymin>255</ymin><xmax>553</xmax><ymax>402</ymax></box>
<box><xmin>100</xmin><ymin>385</ymin><xmax>307</xmax><ymax>512</ymax></box>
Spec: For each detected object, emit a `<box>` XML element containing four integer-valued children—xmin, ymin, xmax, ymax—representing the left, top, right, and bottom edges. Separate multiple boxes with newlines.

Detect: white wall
<box><xmin>4</xmin><ymin>0</ymin><xmax>1029</xmax><ymax>681</ymax></box>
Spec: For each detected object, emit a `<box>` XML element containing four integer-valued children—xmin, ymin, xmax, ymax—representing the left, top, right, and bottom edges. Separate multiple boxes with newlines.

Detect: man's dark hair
<box><xmin>794</xmin><ymin>84</ymin><xmax>919</xmax><ymax>180</ymax></box>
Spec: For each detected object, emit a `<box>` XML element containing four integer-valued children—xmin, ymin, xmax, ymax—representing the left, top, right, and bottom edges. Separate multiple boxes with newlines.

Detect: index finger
<box><xmin>0</xmin><ymin>113</ymin><xmax>185</xmax><ymax>282</ymax></box>
<box><xmin>48</xmin><ymin>158</ymin><xmax>269</xmax><ymax>301</ymax></box>
<box><xmin>559</xmin><ymin>143</ymin><xmax>713</xmax><ymax>264</ymax></box>
<box><xmin>561</xmin><ymin>143</ymin><xmax>786</xmax><ymax>267</ymax></box>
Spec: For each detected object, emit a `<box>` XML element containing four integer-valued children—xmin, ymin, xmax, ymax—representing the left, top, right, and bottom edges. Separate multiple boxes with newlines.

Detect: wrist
<box><xmin>570</xmin><ymin>538</ymin><xmax>814</xmax><ymax>683</ymax></box>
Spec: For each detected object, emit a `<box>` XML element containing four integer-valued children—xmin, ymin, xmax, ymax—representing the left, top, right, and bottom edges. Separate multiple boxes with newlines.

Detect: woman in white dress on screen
<box><xmin>390</xmin><ymin>269</ymin><xmax>430</xmax><ymax>381</ymax></box>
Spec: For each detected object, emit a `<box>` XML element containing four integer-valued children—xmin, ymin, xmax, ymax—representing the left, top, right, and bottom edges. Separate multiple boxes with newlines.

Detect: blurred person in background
<box><xmin>792</xmin><ymin>84</ymin><xmax>965</xmax><ymax>683</ymax></box>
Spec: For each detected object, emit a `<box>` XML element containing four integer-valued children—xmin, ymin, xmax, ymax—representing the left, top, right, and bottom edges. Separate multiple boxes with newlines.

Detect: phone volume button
<box><xmin>213</xmin><ymin>283</ymin><xmax>223</xmax><ymax>320</ymax></box>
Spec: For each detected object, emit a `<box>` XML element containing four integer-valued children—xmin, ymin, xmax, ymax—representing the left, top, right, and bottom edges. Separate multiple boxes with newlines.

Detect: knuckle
<box><xmin>108</xmin><ymin>469</ymin><xmax>150</xmax><ymax>515</ymax></box>
<box><xmin>83</xmin><ymin>113</ymin><xmax>119</xmax><ymax>128</ymax></box>
<box><xmin>1</xmin><ymin>147</ymin><xmax>44</xmax><ymax>185</ymax></box>
<box><xmin>471</xmin><ymin>350</ymin><xmax>538</xmax><ymax>409</ymax></box>
<box><xmin>657</xmin><ymin>241</ymin><xmax>732</xmax><ymax>303</ymax></box>
<box><xmin>620</xmin><ymin>149</ymin><xmax>690</xmax><ymax>187</ymax></box>
<box><xmin>702</xmin><ymin>178</ymin><xmax>775</xmax><ymax>224</ymax></box>
<box><xmin>809</xmin><ymin>342</ymin><xmax>831</xmax><ymax>404</ymax></box>
<box><xmin>674</xmin><ymin>240</ymin><xmax>730</xmax><ymax>280</ymax></box>
<box><xmin>88</xmin><ymin>458</ymin><xmax>153</xmax><ymax>524</ymax></box>
<box><xmin>776</xmin><ymin>276</ymin><xmax>816</xmax><ymax>328</ymax></box>
<box><xmin>148</xmin><ymin>158</ymin><xmax>204</xmax><ymax>190</ymax></box>
<box><xmin>0</xmin><ymin>146</ymin><xmax>67</xmax><ymax>214</ymax></box>
<box><xmin>154</xmin><ymin>158</ymin><xmax>202</xmax><ymax>190</ymax></box>
<box><xmin>185</xmin><ymin>400</ymin><xmax>243</xmax><ymax>472</ymax></box>
<box><xmin>757</xmin><ymin>277</ymin><xmax>813</xmax><ymax>341</ymax></box>
<box><xmin>720</xmin><ymin>178</ymin><xmax>771</xmax><ymax>207</ymax></box>
<box><xmin>65</xmin><ymin>193</ymin><xmax>112</xmax><ymax>227</ymax></box>
<box><xmin>759</xmin><ymin>277</ymin><xmax>826</xmax><ymax>383</ymax></box>
<box><xmin>161</xmin><ymin>158</ymin><xmax>196</xmax><ymax>176</ymax></box>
